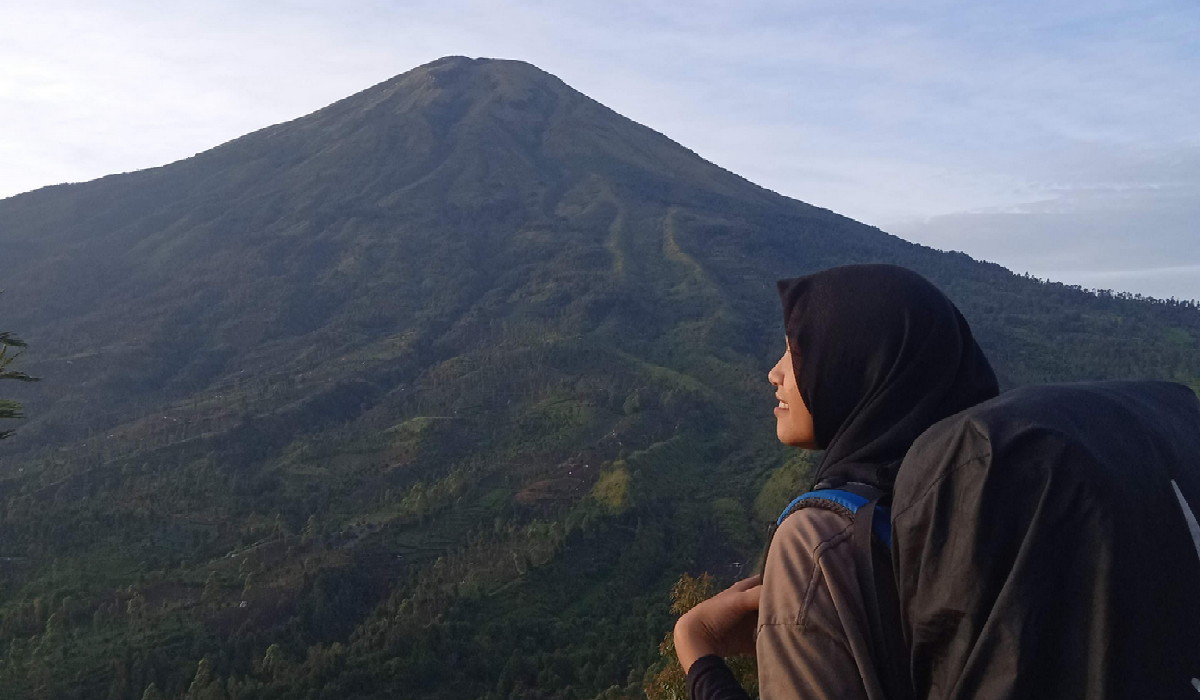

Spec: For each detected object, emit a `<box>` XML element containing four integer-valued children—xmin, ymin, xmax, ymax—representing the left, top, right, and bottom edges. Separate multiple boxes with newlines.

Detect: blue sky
<box><xmin>2</xmin><ymin>0</ymin><xmax>1197</xmax><ymax>299</ymax></box>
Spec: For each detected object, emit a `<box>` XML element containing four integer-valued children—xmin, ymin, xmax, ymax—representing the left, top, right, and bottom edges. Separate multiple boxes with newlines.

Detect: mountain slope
<box><xmin>0</xmin><ymin>56</ymin><xmax>1198</xmax><ymax>700</ymax></box>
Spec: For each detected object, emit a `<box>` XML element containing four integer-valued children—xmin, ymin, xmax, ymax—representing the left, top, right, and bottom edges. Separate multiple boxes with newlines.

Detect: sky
<box><xmin>2</xmin><ymin>0</ymin><xmax>1197</xmax><ymax>300</ymax></box>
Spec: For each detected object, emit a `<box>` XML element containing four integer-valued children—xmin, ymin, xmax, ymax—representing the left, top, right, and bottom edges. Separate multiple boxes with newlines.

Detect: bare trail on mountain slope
<box><xmin>591</xmin><ymin>181</ymin><xmax>628</xmax><ymax>280</ymax></box>
<box><xmin>662</xmin><ymin>207</ymin><xmax>728</xmax><ymax>309</ymax></box>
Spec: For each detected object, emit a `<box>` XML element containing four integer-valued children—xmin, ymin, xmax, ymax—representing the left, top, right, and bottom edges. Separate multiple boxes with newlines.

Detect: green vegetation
<box><xmin>0</xmin><ymin>57</ymin><xmax>1196</xmax><ymax>699</ymax></box>
<box><xmin>643</xmin><ymin>573</ymin><xmax>758</xmax><ymax>700</ymax></box>
<box><xmin>752</xmin><ymin>453</ymin><xmax>815</xmax><ymax>526</ymax></box>
<box><xmin>591</xmin><ymin>461</ymin><xmax>631</xmax><ymax>513</ymax></box>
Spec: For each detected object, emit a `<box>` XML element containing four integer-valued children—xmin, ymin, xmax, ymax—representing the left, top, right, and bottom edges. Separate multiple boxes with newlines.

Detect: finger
<box><xmin>729</xmin><ymin>585</ymin><xmax>762</xmax><ymax>611</ymax></box>
<box><xmin>729</xmin><ymin>575</ymin><xmax>763</xmax><ymax>592</ymax></box>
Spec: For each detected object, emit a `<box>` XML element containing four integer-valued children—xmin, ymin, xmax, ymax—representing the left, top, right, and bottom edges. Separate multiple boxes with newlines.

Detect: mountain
<box><xmin>0</xmin><ymin>56</ymin><xmax>1197</xmax><ymax>700</ymax></box>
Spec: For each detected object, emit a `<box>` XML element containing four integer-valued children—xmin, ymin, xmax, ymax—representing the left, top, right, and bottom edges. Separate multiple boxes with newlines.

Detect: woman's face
<box><xmin>768</xmin><ymin>343</ymin><xmax>817</xmax><ymax>449</ymax></box>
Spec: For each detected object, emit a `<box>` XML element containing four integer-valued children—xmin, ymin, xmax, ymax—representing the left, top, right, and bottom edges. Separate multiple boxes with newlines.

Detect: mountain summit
<box><xmin>1</xmin><ymin>57</ymin><xmax>1197</xmax><ymax>699</ymax></box>
<box><xmin>255</xmin><ymin>55</ymin><xmax>778</xmax><ymax>206</ymax></box>
<box><xmin>0</xmin><ymin>55</ymin><xmax>890</xmax><ymax>441</ymax></box>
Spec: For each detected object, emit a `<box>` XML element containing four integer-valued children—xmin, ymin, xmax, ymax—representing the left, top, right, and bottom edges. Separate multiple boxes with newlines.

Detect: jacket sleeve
<box><xmin>686</xmin><ymin>654</ymin><xmax>752</xmax><ymax>700</ymax></box>
<box><xmin>756</xmin><ymin>508</ymin><xmax>885</xmax><ymax>700</ymax></box>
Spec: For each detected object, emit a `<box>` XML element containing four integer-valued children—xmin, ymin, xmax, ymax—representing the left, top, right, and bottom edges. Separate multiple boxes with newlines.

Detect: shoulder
<box><xmin>771</xmin><ymin>506</ymin><xmax>855</xmax><ymax>558</ymax></box>
<box><xmin>759</xmin><ymin>507</ymin><xmax>857</xmax><ymax>629</ymax></box>
<box><xmin>761</xmin><ymin>507</ymin><xmax>856</xmax><ymax>603</ymax></box>
<box><xmin>759</xmin><ymin>507</ymin><xmax>862</xmax><ymax>630</ymax></box>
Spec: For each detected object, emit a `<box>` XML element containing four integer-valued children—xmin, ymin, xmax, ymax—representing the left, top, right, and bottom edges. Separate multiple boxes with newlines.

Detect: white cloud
<box><xmin>0</xmin><ymin>0</ymin><xmax>1196</xmax><ymax>298</ymax></box>
<box><xmin>887</xmin><ymin>142</ymin><xmax>1200</xmax><ymax>299</ymax></box>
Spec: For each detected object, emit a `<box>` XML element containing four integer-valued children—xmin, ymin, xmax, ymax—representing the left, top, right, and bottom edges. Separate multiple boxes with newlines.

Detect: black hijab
<box><xmin>777</xmin><ymin>264</ymin><xmax>998</xmax><ymax>493</ymax></box>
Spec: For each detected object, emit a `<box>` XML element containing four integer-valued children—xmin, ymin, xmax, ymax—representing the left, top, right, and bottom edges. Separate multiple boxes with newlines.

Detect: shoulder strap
<box><xmin>852</xmin><ymin>493</ymin><xmax>913</xmax><ymax>700</ymax></box>
<box><xmin>774</xmin><ymin>487</ymin><xmax>893</xmax><ymax>545</ymax></box>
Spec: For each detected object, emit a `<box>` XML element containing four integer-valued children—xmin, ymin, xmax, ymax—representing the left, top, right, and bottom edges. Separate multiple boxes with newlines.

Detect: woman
<box><xmin>674</xmin><ymin>264</ymin><xmax>999</xmax><ymax>700</ymax></box>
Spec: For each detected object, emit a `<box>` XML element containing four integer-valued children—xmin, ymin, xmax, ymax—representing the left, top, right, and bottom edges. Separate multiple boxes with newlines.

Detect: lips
<box><xmin>775</xmin><ymin>395</ymin><xmax>789</xmax><ymax>409</ymax></box>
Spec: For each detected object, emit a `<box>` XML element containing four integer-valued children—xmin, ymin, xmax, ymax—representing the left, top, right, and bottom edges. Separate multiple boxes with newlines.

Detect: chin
<box><xmin>776</xmin><ymin>432</ymin><xmax>803</xmax><ymax>447</ymax></box>
<box><xmin>777</xmin><ymin>432</ymin><xmax>816</xmax><ymax>449</ymax></box>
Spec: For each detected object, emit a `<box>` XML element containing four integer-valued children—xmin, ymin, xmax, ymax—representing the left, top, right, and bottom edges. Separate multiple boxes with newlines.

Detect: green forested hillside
<box><xmin>0</xmin><ymin>56</ymin><xmax>1197</xmax><ymax>700</ymax></box>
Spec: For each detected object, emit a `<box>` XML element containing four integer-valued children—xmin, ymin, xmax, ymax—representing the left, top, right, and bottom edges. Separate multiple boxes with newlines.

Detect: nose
<box><xmin>768</xmin><ymin>358</ymin><xmax>784</xmax><ymax>386</ymax></box>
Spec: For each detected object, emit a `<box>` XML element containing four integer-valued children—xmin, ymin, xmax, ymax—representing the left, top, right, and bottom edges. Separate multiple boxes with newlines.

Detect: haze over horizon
<box><xmin>3</xmin><ymin>1</ymin><xmax>1197</xmax><ymax>300</ymax></box>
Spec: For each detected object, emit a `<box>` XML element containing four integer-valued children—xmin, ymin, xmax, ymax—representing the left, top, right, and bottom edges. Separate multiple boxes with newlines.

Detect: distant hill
<box><xmin>1</xmin><ymin>56</ymin><xmax>1197</xmax><ymax>700</ymax></box>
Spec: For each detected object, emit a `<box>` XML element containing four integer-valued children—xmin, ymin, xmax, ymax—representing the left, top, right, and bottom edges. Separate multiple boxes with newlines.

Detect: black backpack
<box><xmin>776</xmin><ymin>381</ymin><xmax>1200</xmax><ymax>700</ymax></box>
<box><xmin>894</xmin><ymin>380</ymin><xmax>1200</xmax><ymax>699</ymax></box>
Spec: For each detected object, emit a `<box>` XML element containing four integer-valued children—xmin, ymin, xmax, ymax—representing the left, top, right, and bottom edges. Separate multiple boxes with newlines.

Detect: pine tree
<box><xmin>302</xmin><ymin>514</ymin><xmax>321</xmax><ymax>543</ymax></box>
<box><xmin>259</xmin><ymin>643</ymin><xmax>287</xmax><ymax>681</ymax></box>
<box><xmin>186</xmin><ymin>657</ymin><xmax>214</xmax><ymax>698</ymax></box>
<box><xmin>201</xmin><ymin>572</ymin><xmax>221</xmax><ymax>607</ymax></box>
<box><xmin>186</xmin><ymin>656</ymin><xmax>227</xmax><ymax>700</ymax></box>
<box><xmin>106</xmin><ymin>658</ymin><xmax>131</xmax><ymax>700</ymax></box>
<box><xmin>0</xmin><ymin>328</ymin><xmax>38</xmax><ymax>440</ymax></box>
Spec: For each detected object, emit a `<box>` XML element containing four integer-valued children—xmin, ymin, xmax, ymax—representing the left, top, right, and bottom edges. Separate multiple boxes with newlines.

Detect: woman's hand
<box><xmin>673</xmin><ymin>575</ymin><xmax>762</xmax><ymax>673</ymax></box>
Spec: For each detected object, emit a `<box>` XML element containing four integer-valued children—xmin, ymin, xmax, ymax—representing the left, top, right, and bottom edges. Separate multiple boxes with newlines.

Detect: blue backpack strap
<box><xmin>775</xmin><ymin>488</ymin><xmax>893</xmax><ymax>546</ymax></box>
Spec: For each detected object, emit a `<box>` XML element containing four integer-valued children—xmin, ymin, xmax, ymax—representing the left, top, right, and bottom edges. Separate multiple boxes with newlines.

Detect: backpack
<box><xmin>775</xmin><ymin>381</ymin><xmax>1200</xmax><ymax>700</ymax></box>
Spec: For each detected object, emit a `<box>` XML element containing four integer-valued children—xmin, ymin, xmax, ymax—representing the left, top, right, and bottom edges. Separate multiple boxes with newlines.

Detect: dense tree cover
<box><xmin>0</xmin><ymin>57</ymin><xmax>1197</xmax><ymax>699</ymax></box>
